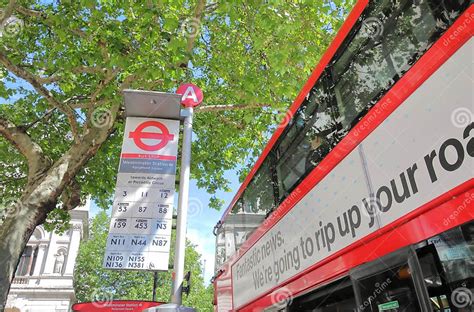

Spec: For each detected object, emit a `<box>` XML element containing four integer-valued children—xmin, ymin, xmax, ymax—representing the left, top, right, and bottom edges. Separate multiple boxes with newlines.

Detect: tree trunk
<box><xmin>0</xmin><ymin>198</ymin><xmax>51</xmax><ymax>311</ymax></box>
<box><xmin>0</xmin><ymin>104</ymin><xmax>119</xmax><ymax>311</ymax></box>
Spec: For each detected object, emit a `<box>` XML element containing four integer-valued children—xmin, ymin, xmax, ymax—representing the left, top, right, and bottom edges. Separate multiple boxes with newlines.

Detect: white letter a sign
<box><xmin>181</xmin><ymin>86</ymin><xmax>198</xmax><ymax>104</ymax></box>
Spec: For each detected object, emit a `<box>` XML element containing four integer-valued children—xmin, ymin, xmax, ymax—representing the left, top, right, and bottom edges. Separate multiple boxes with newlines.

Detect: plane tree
<box><xmin>0</xmin><ymin>0</ymin><xmax>353</xmax><ymax>308</ymax></box>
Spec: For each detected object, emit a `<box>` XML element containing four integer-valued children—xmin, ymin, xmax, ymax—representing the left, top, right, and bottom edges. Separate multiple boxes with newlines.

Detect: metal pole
<box><xmin>152</xmin><ymin>271</ymin><xmax>158</xmax><ymax>301</ymax></box>
<box><xmin>171</xmin><ymin>107</ymin><xmax>193</xmax><ymax>305</ymax></box>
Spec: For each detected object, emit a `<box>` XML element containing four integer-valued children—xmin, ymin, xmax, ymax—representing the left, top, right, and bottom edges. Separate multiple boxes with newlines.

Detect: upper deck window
<box><xmin>215</xmin><ymin>0</ymin><xmax>470</xmax><ymax>271</ymax></box>
<box><xmin>274</xmin><ymin>0</ymin><xmax>469</xmax><ymax>200</ymax></box>
<box><xmin>332</xmin><ymin>0</ymin><xmax>467</xmax><ymax>131</ymax></box>
<box><xmin>243</xmin><ymin>158</ymin><xmax>276</xmax><ymax>215</ymax></box>
<box><xmin>275</xmin><ymin>75</ymin><xmax>338</xmax><ymax>200</ymax></box>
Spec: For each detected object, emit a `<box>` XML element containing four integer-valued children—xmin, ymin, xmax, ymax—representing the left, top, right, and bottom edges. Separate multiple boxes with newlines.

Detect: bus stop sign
<box><xmin>128</xmin><ymin>120</ymin><xmax>175</xmax><ymax>152</ymax></box>
<box><xmin>176</xmin><ymin>83</ymin><xmax>203</xmax><ymax>107</ymax></box>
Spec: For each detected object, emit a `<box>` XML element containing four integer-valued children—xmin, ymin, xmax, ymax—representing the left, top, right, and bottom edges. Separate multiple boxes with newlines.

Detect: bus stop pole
<box><xmin>171</xmin><ymin>106</ymin><xmax>193</xmax><ymax>305</ymax></box>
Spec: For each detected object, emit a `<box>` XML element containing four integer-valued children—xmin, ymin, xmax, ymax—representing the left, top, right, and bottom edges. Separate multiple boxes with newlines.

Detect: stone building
<box><xmin>5</xmin><ymin>201</ymin><xmax>89</xmax><ymax>312</ymax></box>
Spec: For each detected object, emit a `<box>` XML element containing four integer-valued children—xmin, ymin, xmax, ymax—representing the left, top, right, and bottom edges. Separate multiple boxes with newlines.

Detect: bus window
<box><xmin>357</xmin><ymin>263</ymin><xmax>420</xmax><ymax>311</ymax></box>
<box><xmin>351</xmin><ymin>247</ymin><xmax>423</xmax><ymax>312</ymax></box>
<box><xmin>419</xmin><ymin>221</ymin><xmax>474</xmax><ymax>312</ymax></box>
<box><xmin>243</xmin><ymin>158</ymin><xmax>276</xmax><ymax>215</ymax></box>
<box><xmin>231</xmin><ymin>197</ymin><xmax>244</xmax><ymax>214</ymax></box>
<box><xmin>432</xmin><ymin>222</ymin><xmax>474</xmax><ymax>289</ymax></box>
<box><xmin>305</xmin><ymin>86</ymin><xmax>337</xmax><ymax>170</ymax></box>
<box><xmin>273</xmin><ymin>0</ymin><xmax>469</xmax><ymax>203</ymax></box>
<box><xmin>275</xmin><ymin>75</ymin><xmax>337</xmax><ymax>200</ymax></box>
<box><xmin>417</xmin><ymin>244</ymin><xmax>454</xmax><ymax>312</ymax></box>
<box><xmin>331</xmin><ymin>0</ymin><xmax>469</xmax><ymax>132</ymax></box>
<box><xmin>288</xmin><ymin>277</ymin><xmax>357</xmax><ymax>312</ymax></box>
<box><xmin>277</xmin><ymin>108</ymin><xmax>307</xmax><ymax>157</ymax></box>
<box><xmin>271</xmin><ymin>0</ymin><xmax>469</xmax><ymax>205</ymax></box>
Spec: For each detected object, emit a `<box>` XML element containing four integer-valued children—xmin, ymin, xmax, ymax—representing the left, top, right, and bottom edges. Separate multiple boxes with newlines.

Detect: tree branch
<box><xmin>30</xmin><ymin>102</ymin><xmax>121</xmax><ymax>208</ymax></box>
<box><xmin>16</xmin><ymin>5</ymin><xmax>85</xmax><ymax>37</ymax></box>
<box><xmin>14</xmin><ymin>5</ymin><xmax>44</xmax><ymax>19</ymax></box>
<box><xmin>195</xmin><ymin>103</ymin><xmax>269</xmax><ymax>112</ymax></box>
<box><xmin>88</xmin><ymin>69</ymin><xmax>118</xmax><ymax>107</ymax></box>
<box><xmin>179</xmin><ymin>0</ymin><xmax>206</xmax><ymax>68</ymax></box>
<box><xmin>186</xmin><ymin>0</ymin><xmax>206</xmax><ymax>54</ymax></box>
<box><xmin>0</xmin><ymin>0</ymin><xmax>17</xmax><ymax>25</ymax></box>
<box><xmin>35</xmin><ymin>75</ymin><xmax>62</xmax><ymax>84</ymax></box>
<box><xmin>21</xmin><ymin>108</ymin><xmax>56</xmax><ymax>131</ymax></box>
<box><xmin>70</xmin><ymin>98</ymin><xmax>109</xmax><ymax>110</ymax></box>
<box><xmin>0</xmin><ymin>50</ymin><xmax>80</xmax><ymax>141</ymax></box>
<box><xmin>35</xmin><ymin>66</ymin><xmax>105</xmax><ymax>84</ymax></box>
<box><xmin>119</xmin><ymin>75</ymin><xmax>164</xmax><ymax>91</ymax></box>
<box><xmin>218</xmin><ymin>116</ymin><xmax>245</xmax><ymax>130</ymax></box>
<box><xmin>205</xmin><ymin>2</ymin><xmax>218</xmax><ymax>13</ymax></box>
<box><xmin>61</xmin><ymin>178</ymin><xmax>81</xmax><ymax>211</ymax></box>
<box><xmin>16</xmin><ymin>5</ymin><xmax>109</xmax><ymax>60</ymax></box>
<box><xmin>0</xmin><ymin>117</ymin><xmax>50</xmax><ymax>186</ymax></box>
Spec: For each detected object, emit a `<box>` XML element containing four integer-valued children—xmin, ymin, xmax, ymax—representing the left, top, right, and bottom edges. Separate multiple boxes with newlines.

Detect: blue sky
<box><xmin>90</xmin><ymin>170</ymin><xmax>241</xmax><ymax>285</ymax></box>
<box><xmin>186</xmin><ymin>173</ymin><xmax>240</xmax><ymax>284</ymax></box>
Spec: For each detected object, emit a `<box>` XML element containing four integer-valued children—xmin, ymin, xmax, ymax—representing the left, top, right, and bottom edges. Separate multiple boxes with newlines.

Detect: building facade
<box><xmin>214</xmin><ymin>213</ymin><xmax>265</xmax><ymax>271</ymax></box>
<box><xmin>5</xmin><ymin>202</ymin><xmax>89</xmax><ymax>312</ymax></box>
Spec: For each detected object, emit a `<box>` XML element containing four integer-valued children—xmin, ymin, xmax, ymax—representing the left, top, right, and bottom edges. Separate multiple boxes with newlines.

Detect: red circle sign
<box><xmin>128</xmin><ymin>121</ymin><xmax>174</xmax><ymax>151</ymax></box>
<box><xmin>176</xmin><ymin>83</ymin><xmax>203</xmax><ymax>107</ymax></box>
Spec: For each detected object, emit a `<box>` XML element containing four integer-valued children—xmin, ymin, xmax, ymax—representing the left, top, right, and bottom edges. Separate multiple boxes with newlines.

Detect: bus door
<box><xmin>351</xmin><ymin>246</ymin><xmax>431</xmax><ymax>312</ymax></box>
<box><xmin>416</xmin><ymin>244</ymin><xmax>455</xmax><ymax>311</ymax></box>
<box><xmin>415</xmin><ymin>221</ymin><xmax>474</xmax><ymax>312</ymax></box>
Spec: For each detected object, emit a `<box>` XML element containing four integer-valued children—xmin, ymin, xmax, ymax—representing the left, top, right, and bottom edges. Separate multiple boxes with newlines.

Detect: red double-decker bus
<box><xmin>213</xmin><ymin>0</ymin><xmax>473</xmax><ymax>311</ymax></box>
